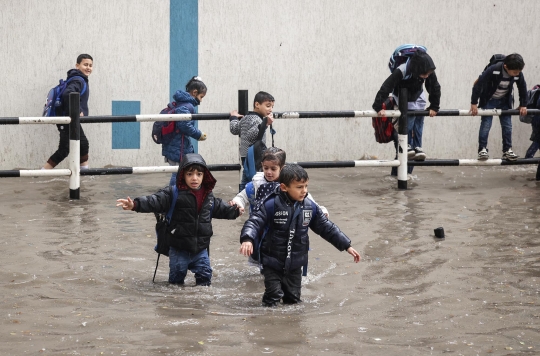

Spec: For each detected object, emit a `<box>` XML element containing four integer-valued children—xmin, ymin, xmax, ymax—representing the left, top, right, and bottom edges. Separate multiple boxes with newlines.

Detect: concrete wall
<box><xmin>1</xmin><ymin>0</ymin><xmax>540</xmax><ymax>169</ymax></box>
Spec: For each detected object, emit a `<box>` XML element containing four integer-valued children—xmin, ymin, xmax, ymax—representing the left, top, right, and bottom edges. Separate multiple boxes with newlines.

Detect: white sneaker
<box><xmin>413</xmin><ymin>147</ymin><xmax>426</xmax><ymax>161</ymax></box>
<box><xmin>478</xmin><ymin>148</ymin><xmax>489</xmax><ymax>161</ymax></box>
<box><xmin>502</xmin><ymin>148</ymin><xmax>518</xmax><ymax>161</ymax></box>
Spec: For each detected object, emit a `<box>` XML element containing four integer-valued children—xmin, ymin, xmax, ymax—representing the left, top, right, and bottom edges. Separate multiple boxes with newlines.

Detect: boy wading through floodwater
<box><xmin>239</xmin><ymin>164</ymin><xmax>360</xmax><ymax>307</ymax></box>
<box><xmin>117</xmin><ymin>153</ymin><xmax>240</xmax><ymax>286</ymax></box>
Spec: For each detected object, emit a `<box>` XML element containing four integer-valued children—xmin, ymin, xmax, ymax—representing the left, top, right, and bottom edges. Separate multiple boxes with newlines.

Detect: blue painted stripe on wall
<box><xmin>112</xmin><ymin>101</ymin><xmax>141</xmax><ymax>149</ymax></box>
<box><xmin>170</xmin><ymin>0</ymin><xmax>199</xmax><ymax>152</ymax></box>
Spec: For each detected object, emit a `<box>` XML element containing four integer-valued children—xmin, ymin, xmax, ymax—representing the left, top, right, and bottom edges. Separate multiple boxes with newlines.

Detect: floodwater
<box><xmin>1</xmin><ymin>165</ymin><xmax>539</xmax><ymax>355</ymax></box>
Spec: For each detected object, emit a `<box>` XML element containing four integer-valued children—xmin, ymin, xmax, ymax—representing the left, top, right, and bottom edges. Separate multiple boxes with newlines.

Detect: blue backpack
<box><xmin>152</xmin><ymin>102</ymin><xmax>194</xmax><ymax>144</ymax></box>
<box><xmin>243</xmin><ymin>119</ymin><xmax>276</xmax><ymax>182</ymax></box>
<box><xmin>42</xmin><ymin>76</ymin><xmax>87</xmax><ymax>117</ymax></box>
<box><xmin>388</xmin><ymin>44</ymin><xmax>427</xmax><ymax>80</ymax></box>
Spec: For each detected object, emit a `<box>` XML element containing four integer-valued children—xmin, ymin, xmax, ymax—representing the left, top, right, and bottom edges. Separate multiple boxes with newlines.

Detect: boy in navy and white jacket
<box><xmin>239</xmin><ymin>164</ymin><xmax>360</xmax><ymax>307</ymax></box>
<box><xmin>470</xmin><ymin>53</ymin><xmax>527</xmax><ymax>161</ymax></box>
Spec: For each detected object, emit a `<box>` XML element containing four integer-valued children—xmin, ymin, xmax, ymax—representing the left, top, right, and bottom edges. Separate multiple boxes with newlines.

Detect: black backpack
<box><xmin>152</xmin><ymin>186</ymin><xmax>178</xmax><ymax>282</ymax></box>
<box><xmin>519</xmin><ymin>85</ymin><xmax>540</xmax><ymax>124</ymax></box>
<box><xmin>474</xmin><ymin>54</ymin><xmax>506</xmax><ymax>86</ymax></box>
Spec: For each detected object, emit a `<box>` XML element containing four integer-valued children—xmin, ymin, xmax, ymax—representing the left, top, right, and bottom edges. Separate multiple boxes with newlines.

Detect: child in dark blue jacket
<box><xmin>117</xmin><ymin>153</ymin><xmax>240</xmax><ymax>286</ymax></box>
<box><xmin>162</xmin><ymin>76</ymin><xmax>208</xmax><ymax>186</ymax></box>
<box><xmin>470</xmin><ymin>53</ymin><xmax>528</xmax><ymax>161</ymax></box>
<box><xmin>239</xmin><ymin>164</ymin><xmax>360</xmax><ymax>307</ymax></box>
<box><xmin>43</xmin><ymin>54</ymin><xmax>93</xmax><ymax>170</ymax></box>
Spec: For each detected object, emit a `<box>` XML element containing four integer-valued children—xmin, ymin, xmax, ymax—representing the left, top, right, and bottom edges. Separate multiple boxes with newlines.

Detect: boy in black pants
<box><xmin>239</xmin><ymin>164</ymin><xmax>360</xmax><ymax>307</ymax></box>
<box><xmin>43</xmin><ymin>54</ymin><xmax>93</xmax><ymax>170</ymax></box>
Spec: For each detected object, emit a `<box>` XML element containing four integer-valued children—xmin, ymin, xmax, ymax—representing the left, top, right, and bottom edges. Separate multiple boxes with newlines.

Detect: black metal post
<box><xmin>238</xmin><ymin>90</ymin><xmax>249</xmax><ymax>115</ymax></box>
<box><xmin>69</xmin><ymin>92</ymin><xmax>80</xmax><ymax>199</ymax></box>
<box><xmin>237</xmin><ymin>90</ymin><xmax>249</xmax><ymax>191</ymax></box>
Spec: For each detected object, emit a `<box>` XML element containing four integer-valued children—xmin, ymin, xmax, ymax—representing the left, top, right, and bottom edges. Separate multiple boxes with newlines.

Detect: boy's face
<box><xmin>76</xmin><ymin>58</ymin><xmax>93</xmax><ymax>77</ymax></box>
<box><xmin>504</xmin><ymin>65</ymin><xmax>522</xmax><ymax>77</ymax></box>
<box><xmin>184</xmin><ymin>169</ymin><xmax>204</xmax><ymax>189</ymax></box>
<box><xmin>280</xmin><ymin>179</ymin><xmax>308</xmax><ymax>202</ymax></box>
<box><xmin>254</xmin><ymin>100</ymin><xmax>274</xmax><ymax>117</ymax></box>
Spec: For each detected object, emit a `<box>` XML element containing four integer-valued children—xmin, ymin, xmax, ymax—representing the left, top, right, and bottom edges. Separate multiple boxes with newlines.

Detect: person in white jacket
<box><xmin>229</xmin><ymin>147</ymin><xmax>328</xmax><ymax>217</ymax></box>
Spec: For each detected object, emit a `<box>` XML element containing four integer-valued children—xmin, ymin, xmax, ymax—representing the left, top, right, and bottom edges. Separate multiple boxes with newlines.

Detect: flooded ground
<box><xmin>1</xmin><ymin>165</ymin><xmax>539</xmax><ymax>355</ymax></box>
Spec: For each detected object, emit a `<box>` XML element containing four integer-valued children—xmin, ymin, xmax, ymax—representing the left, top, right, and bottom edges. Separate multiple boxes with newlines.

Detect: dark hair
<box><xmin>185</xmin><ymin>76</ymin><xmax>207</xmax><ymax>94</ymax></box>
<box><xmin>184</xmin><ymin>163</ymin><xmax>205</xmax><ymax>173</ymax></box>
<box><xmin>409</xmin><ymin>51</ymin><xmax>436</xmax><ymax>78</ymax></box>
<box><xmin>504</xmin><ymin>53</ymin><xmax>525</xmax><ymax>71</ymax></box>
<box><xmin>262</xmin><ymin>147</ymin><xmax>286</xmax><ymax>168</ymax></box>
<box><xmin>279</xmin><ymin>163</ymin><xmax>308</xmax><ymax>186</ymax></box>
<box><xmin>254</xmin><ymin>91</ymin><xmax>275</xmax><ymax>106</ymax></box>
<box><xmin>77</xmin><ymin>54</ymin><xmax>93</xmax><ymax>63</ymax></box>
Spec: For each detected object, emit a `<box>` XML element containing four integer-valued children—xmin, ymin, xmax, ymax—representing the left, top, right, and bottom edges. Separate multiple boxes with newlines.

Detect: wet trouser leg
<box><xmin>261</xmin><ymin>266</ymin><xmax>302</xmax><ymax>306</ymax></box>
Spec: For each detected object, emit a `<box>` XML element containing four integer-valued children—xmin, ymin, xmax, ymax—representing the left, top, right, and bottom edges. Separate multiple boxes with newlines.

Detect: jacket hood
<box><xmin>66</xmin><ymin>69</ymin><xmax>88</xmax><ymax>82</ymax></box>
<box><xmin>176</xmin><ymin>153</ymin><xmax>216</xmax><ymax>190</ymax></box>
<box><xmin>173</xmin><ymin>90</ymin><xmax>199</xmax><ymax>106</ymax></box>
<box><xmin>409</xmin><ymin>51</ymin><xmax>436</xmax><ymax>78</ymax></box>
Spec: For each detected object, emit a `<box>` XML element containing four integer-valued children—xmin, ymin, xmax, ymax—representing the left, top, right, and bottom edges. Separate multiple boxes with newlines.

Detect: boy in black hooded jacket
<box><xmin>117</xmin><ymin>153</ymin><xmax>240</xmax><ymax>286</ymax></box>
<box><xmin>373</xmin><ymin>49</ymin><xmax>441</xmax><ymax>173</ymax></box>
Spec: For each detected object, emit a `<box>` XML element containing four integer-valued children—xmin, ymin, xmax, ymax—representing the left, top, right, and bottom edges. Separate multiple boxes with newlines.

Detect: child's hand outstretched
<box><xmin>228</xmin><ymin>201</ymin><xmax>245</xmax><ymax>215</ymax></box>
<box><xmin>116</xmin><ymin>197</ymin><xmax>134</xmax><ymax>210</ymax></box>
<box><xmin>347</xmin><ymin>246</ymin><xmax>361</xmax><ymax>263</ymax></box>
<box><xmin>240</xmin><ymin>241</ymin><xmax>253</xmax><ymax>256</ymax></box>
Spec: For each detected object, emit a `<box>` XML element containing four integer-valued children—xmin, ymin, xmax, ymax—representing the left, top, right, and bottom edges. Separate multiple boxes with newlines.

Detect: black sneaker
<box><xmin>407</xmin><ymin>144</ymin><xmax>415</xmax><ymax>159</ymax></box>
<box><xmin>413</xmin><ymin>147</ymin><xmax>426</xmax><ymax>161</ymax></box>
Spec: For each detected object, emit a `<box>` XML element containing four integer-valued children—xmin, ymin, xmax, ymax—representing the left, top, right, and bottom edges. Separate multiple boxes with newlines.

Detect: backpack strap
<box><xmin>165</xmin><ymin>186</ymin><xmax>179</xmax><ymax>224</ymax></box>
<box><xmin>66</xmin><ymin>76</ymin><xmax>88</xmax><ymax>96</ymax></box>
<box><xmin>300</xmin><ymin>199</ymin><xmax>317</xmax><ymax>277</ymax></box>
<box><xmin>255</xmin><ymin>196</ymin><xmax>275</xmax><ymax>269</ymax></box>
<box><xmin>243</xmin><ymin>146</ymin><xmax>257</xmax><ymax>182</ymax></box>
<box><xmin>245</xmin><ymin>182</ymin><xmax>256</xmax><ymax>214</ymax></box>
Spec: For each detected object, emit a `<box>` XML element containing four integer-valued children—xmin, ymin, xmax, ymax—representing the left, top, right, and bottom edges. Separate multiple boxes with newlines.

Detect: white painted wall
<box><xmin>198</xmin><ymin>0</ymin><xmax>540</xmax><ymax>164</ymax></box>
<box><xmin>1</xmin><ymin>0</ymin><xmax>540</xmax><ymax>169</ymax></box>
<box><xmin>0</xmin><ymin>0</ymin><xmax>168</xmax><ymax>169</ymax></box>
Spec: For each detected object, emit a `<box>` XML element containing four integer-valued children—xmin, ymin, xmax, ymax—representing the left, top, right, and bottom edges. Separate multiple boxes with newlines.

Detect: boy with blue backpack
<box><xmin>229</xmin><ymin>91</ymin><xmax>275</xmax><ymax>191</ymax></box>
<box><xmin>239</xmin><ymin>164</ymin><xmax>360</xmax><ymax>307</ymax></box>
<box><xmin>116</xmin><ymin>153</ymin><xmax>241</xmax><ymax>286</ymax></box>
<box><xmin>372</xmin><ymin>45</ymin><xmax>441</xmax><ymax>174</ymax></box>
<box><xmin>470</xmin><ymin>53</ymin><xmax>527</xmax><ymax>161</ymax></box>
<box><xmin>42</xmin><ymin>54</ymin><xmax>93</xmax><ymax>170</ymax></box>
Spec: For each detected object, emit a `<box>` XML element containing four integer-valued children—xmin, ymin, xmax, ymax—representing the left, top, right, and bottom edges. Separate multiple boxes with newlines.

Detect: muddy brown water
<box><xmin>1</xmin><ymin>166</ymin><xmax>539</xmax><ymax>355</ymax></box>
